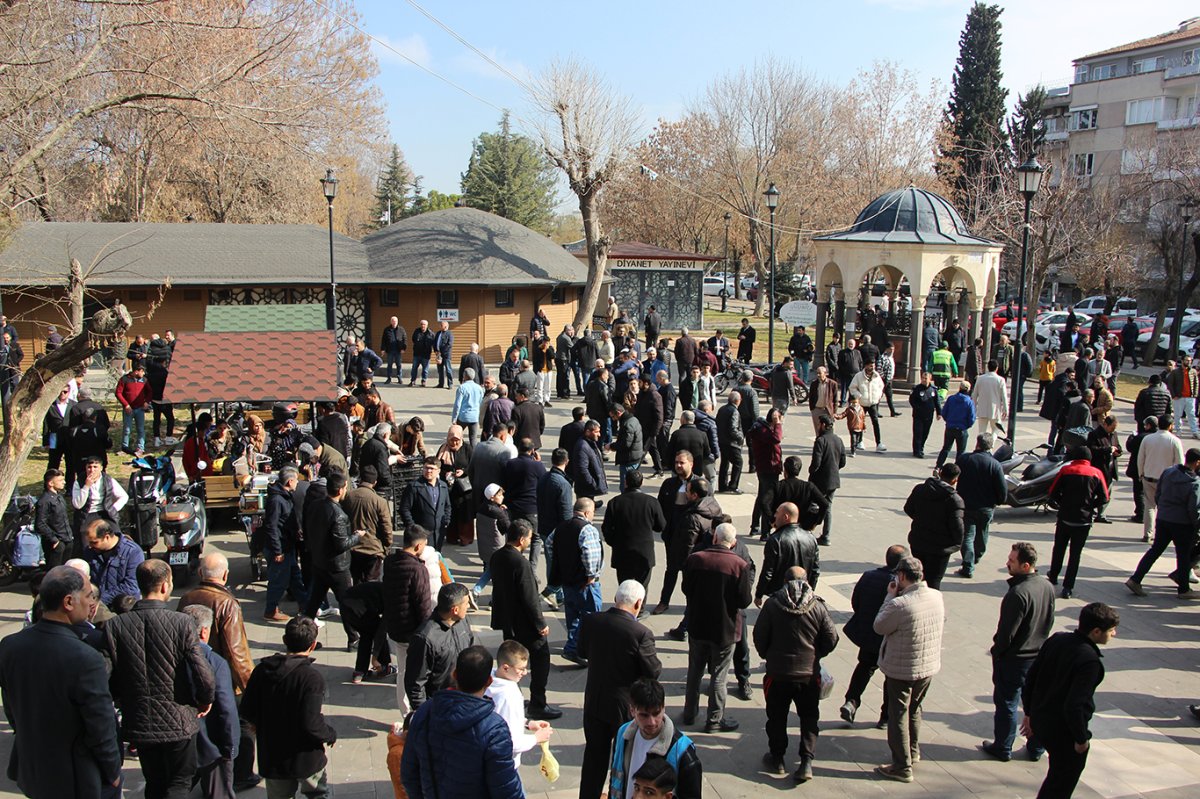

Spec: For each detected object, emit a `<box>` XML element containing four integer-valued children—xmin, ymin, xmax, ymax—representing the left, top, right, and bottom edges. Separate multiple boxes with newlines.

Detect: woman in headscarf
<box><xmin>436</xmin><ymin>424</ymin><xmax>474</xmax><ymax>546</ymax></box>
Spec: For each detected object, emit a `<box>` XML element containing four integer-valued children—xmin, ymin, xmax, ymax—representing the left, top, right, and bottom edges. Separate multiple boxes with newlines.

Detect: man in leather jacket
<box><xmin>301</xmin><ymin>470</ymin><xmax>362</xmax><ymax>647</ymax></box>
<box><xmin>755</xmin><ymin>502</ymin><xmax>820</xmax><ymax>605</ymax></box>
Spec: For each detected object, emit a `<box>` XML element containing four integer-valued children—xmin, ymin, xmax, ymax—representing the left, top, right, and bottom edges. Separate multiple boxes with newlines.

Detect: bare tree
<box><xmin>528</xmin><ymin>58</ymin><xmax>640</xmax><ymax>329</ymax></box>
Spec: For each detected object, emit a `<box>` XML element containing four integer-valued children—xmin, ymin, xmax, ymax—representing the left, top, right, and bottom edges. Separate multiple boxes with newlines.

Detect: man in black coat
<box><xmin>668</xmin><ymin>410</ymin><xmax>711</xmax><ymax>467</ymax></box>
<box><xmin>903</xmin><ymin>463</ymin><xmax>966</xmax><ymax>589</ymax></box>
<box><xmin>510</xmin><ymin>388</ymin><xmax>546</xmax><ymax>450</ymax></box>
<box><xmin>1039</xmin><ymin>366</ymin><xmax>1075</xmax><ymax>448</ymax></box>
<box><xmin>302</xmin><ymin>471</ymin><xmax>363</xmax><ymax>645</ymax></box>
<box><xmin>756</xmin><ymin>502</ymin><xmax>820</xmax><ymax>603</ymax></box>
<box><xmin>558</xmin><ymin>406</ymin><xmax>587</xmax><ymax>453</ymax></box>
<box><xmin>458</xmin><ymin>342</ymin><xmax>486</xmax><ymax>386</ymax></box>
<box><xmin>501</xmin><ymin>440</ymin><xmax>548</xmax><ymax>568</ymax></box>
<box><xmin>576</xmin><ymin>580</ymin><xmax>662</xmax><ymax>798</ymax></box>
<box><xmin>382</xmin><ymin>527</ymin><xmax>433</xmax><ymax>715</ymax></box>
<box><xmin>635</xmin><ymin>375</ymin><xmax>665</xmax><ymax>474</ymax></box>
<box><xmin>584</xmin><ymin>367</ymin><xmax>613</xmax><ymax>446</ymax></box>
<box><xmin>655</xmin><ymin>371</ymin><xmax>678</xmax><ymax>477</ymax></box>
<box><xmin>716</xmin><ymin>391</ymin><xmax>745</xmax><ymax>493</ymax></box>
<box><xmin>643</xmin><ymin>306</ymin><xmax>662</xmax><ymax>347</ymax></box>
<box><xmin>399</xmin><ymin>458</ymin><xmax>451</xmax><ymax>550</ymax></box>
<box><xmin>104</xmin><ymin>560</ymin><xmax>216</xmax><ymax>799</ymax></box>
<box><xmin>601</xmin><ymin>470</ymin><xmax>666</xmax><ymax>596</ymax></box>
<box><xmin>555</xmin><ymin>326</ymin><xmax>576</xmax><ymax>398</ymax></box>
<box><xmin>955</xmin><ymin>433</ymin><xmax>1009</xmax><ymax>577</ymax></box>
<box><xmin>489</xmin><ymin>520</ymin><xmax>560</xmax><ymax>720</ymax></box>
<box><xmin>808</xmin><ymin>414</ymin><xmax>846</xmax><ymax>545</ymax></box>
<box><xmin>771</xmin><ymin>455</ymin><xmax>829</xmax><ymax>532</ymax></box>
<box><xmin>380</xmin><ymin>316</ymin><xmax>408</xmax><ymax>384</ymax></box>
<box><xmin>570</xmin><ymin>420</ymin><xmax>608</xmax><ymax>502</ymax></box>
<box><xmin>1021</xmin><ymin>603</ymin><xmax>1118</xmax><ymax>799</ymax></box>
<box><xmin>840</xmin><ymin>544</ymin><xmax>909</xmax><ymax>726</ymax></box>
<box><xmin>909</xmin><ymin>371</ymin><xmax>942</xmax><ymax>458</ymax></box>
<box><xmin>0</xmin><ymin>566</ymin><xmax>122</xmax><ymax>799</ymax></box>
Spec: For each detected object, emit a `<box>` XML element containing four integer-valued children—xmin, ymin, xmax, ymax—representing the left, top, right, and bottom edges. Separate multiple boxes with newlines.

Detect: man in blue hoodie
<box><xmin>401</xmin><ymin>645</ymin><xmax>523</xmax><ymax>799</ymax></box>
<box><xmin>936</xmin><ymin>382</ymin><xmax>976</xmax><ymax>468</ymax></box>
<box><xmin>180</xmin><ymin>605</ymin><xmax>239</xmax><ymax>799</ymax></box>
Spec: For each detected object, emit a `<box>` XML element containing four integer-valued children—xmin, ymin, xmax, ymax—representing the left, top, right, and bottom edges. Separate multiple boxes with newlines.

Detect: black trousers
<box><xmin>912</xmin><ymin>415</ymin><xmax>933</xmax><ymax>456</ymax></box>
<box><xmin>153</xmin><ymin>402</ymin><xmax>175</xmax><ymax>439</ymax></box>
<box><xmin>719</xmin><ymin>446</ymin><xmax>743</xmax><ymax>491</ymax></box>
<box><xmin>349</xmin><ymin>551</ymin><xmax>383</xmax><ymax>584</ymax></box>
<box><xmin>342</xmin><ymin>603</ymin><xmax>390</xmax><ymax>673</ymax></box>
<box><xmin>1048</xmin><ymin>521</ymin><xmax>1091</xmax><ymax>591</ymax></box>
<box><xmin>845</xmin><ymin>646</ymin><xmax>888</xmax><ymax>720</ymax></box>
<box><xmin>1131</xmin><ymin>476</ymin><xmax>1144</xmax><ymax>518</ymax></box>
<box><xmin>616</xmin><ymin>557</ymin><xmax>653</xmax><ymax>602</ymax></box>
<box><xmin>764</xmin><ymin>675</ymin><xmax>821</xmax><ymax>760</ymax></box>
<box><xmin>658</xmin><ymin>566</ymin><xmax>681</xmax><ymax>607</ymax></box>
<box><xmin>646</xmin><ymin>430</ymin><xmax>664</xmax><ymax>473</ymax></box>
<box><xmin>580</xmin><ymin>714</ymin><xmax>624</xmax><ymax>799</ymax></box>
<box><xmin>138</xmin><ymin>736</ymin><xmax>198</xmax><ymax>799</ymax></box>
<box><xmin>556</xmin><ymin>365</ymin><xmax>571</xmax><ymax>398</ymax></box>
<box><xmin>753</xmin><ymin>471</ymin><xmax>779</xmax><ymax>535</ymax></box>
<box><xmin>234</xmin><ymin>710</ymin><xmax>256</xmax><ymax>784</ymax></box>
<box><xmin>656</xmin><ymin>426</ymin><xmax>672</xmax><ymax>471</ymax></box>
<box><xmin>1035</xmin><ymin>723</ymin><xmax>1090</xmax><ymax>799</ymax></box>
<box><xmin>303</xmin><ymin>568</ymin><xmax>355</xmax><ymax>640</ymax></box>
<box><xmin>864</xmin><ymin>403</ymin><xmax>882</xmax><ymax>444</ymax></box>
<box><xmin>882</xmin><ymin>380</ymin><xmax>897</xmax><ymax>414</ymax></box>
<box><xmin>196</xmin><ymin>756</ymin><xmax>234</xmax><ymax>799</ymax></box>
<box><xmin>506</xmin><ymin>632</ymin><xmax>549</xmax><ymax>709</ymax></box>
<box><xmin>911</xmin><ymin>549</ymin><xmax>951</xmax><ymax>590</ymax></box>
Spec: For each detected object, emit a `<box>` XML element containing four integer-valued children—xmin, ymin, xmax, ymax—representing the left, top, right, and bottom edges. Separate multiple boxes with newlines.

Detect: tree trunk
<box><xmin>748</xmin><ymin>218</ymin><xmax>766</xmax><ymax>317</ymax></box>
<box><xmin>0</xmin><ymin>303</ymin><xmax>132</xmax><ymax>513</ymax></box>
<box><xmin>572</xmin><ymin>191</ymin><xmax>608</xmax><ymax>331</ymax></box>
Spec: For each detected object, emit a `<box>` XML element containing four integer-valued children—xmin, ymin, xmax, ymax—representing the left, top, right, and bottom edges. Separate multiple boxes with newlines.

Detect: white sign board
<box><xmin>777</xmin><ymin>300</ymin><xmax>818</xmax><ymax>327</ymax></box>
<box><xmin>436</xmin><ymin>309</ymin><xmax>459</xmax><ymax>323</ymax></box>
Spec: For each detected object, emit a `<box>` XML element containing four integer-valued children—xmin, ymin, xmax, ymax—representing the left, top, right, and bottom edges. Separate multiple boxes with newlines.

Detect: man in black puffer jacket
<box><xmin>754</xmin><ymin>566</ymin><xmax>839</xmax><ymax>782</ymax></box>
<box><xmin>756</xmin><ymin>502</ymin><xmax>820</xmax><ymax>604</ymax></box>
<box><xmin>840</xmin><ymin>544</ymin><xmax>910</xmax><ymax>726</ymax></box>
<box><xmin>903</xmin><ymin>463</ymin><xmax>965</xmax><ymax>589</ymax></box>
<box><xmin>104</xmin><ymin>560</ymin><xmax>216</xmax><ymax>799</ymax></box>
<box><xmin>1039</xmin><ymin>366</ymin><xmax>1074</xmax><ymax>448</ymax></box>
<box><xmin>301</xmin><ymin>470</ymin><xmax>362</xmax><ymax>646</ymax></box>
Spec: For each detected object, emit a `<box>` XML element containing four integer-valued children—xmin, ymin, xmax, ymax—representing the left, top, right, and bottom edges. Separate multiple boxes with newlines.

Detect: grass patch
<box><xmin>12</xmin><ymin>400</ymin><xmax>140</xmax><ymax>501</ymax></box>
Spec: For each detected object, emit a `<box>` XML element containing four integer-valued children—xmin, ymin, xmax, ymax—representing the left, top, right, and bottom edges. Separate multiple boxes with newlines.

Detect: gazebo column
<box><xmin>980</xmin><ymin>299</ymin><xmax>995</xmax><ymax>360</ymax></box>
<box><xmin>815</xmin><ymin>291</ymin><xmax>830</xmax><ymax>369</ymax></box>
<box><xmin>833</xmin><ymin>289</ymin><xmax>846</xmax><ymax>341</ymax></box>
<box><xmin>908</xmin><ymin>299</ymin><xmax>926</xmax><ymax>384</ymax></box>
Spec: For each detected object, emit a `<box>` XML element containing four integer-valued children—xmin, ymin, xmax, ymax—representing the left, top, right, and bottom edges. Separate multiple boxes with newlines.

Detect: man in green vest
<box><xmin>930</xmin><ymin>342</ymin><xmax>959</xmax><ymax>400</ymax></box>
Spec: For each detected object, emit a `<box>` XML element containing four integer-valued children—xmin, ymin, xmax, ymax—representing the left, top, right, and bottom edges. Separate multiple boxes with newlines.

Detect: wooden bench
<box><xmin>201</xmin><ymin>473</ymin><xmax>243</xmax><ymax>511</ymax></box>
<box><xmin>245</xmin><ymin>407</ymin><xmax>312</xmax><ymax>426</ymax></box>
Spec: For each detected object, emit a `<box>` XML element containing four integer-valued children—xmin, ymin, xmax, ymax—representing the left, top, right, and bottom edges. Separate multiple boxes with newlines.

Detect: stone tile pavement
<box><xmin>0</xmin><ymin>381</ymin><xmax>1197</xmax><ymax>798</ymax></box>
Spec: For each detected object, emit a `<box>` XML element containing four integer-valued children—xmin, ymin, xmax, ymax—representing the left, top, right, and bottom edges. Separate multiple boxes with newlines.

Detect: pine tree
<box><xmin>939</xmin><ymin>2</ymin><xmax>1009</xmax><ymax>223</ymax></box>
<box><xmin>1007</xmin><ymin>85</ymin><xmax>1046</xmax><ymax>164</ymax></box>
<box><xmin>460</xmin><ymin>112</ymin><xmax>557</xmax><ymax>232</ymax></box>
<box><xmin>371</xmin><ymin>144</ymin><xmax>412</xmax><ymax>228</ymax></box>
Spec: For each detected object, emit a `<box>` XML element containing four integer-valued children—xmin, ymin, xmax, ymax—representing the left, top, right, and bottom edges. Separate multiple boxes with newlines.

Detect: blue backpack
<box><xmin>12</xmin><ymin>527</ymin><xmax>43</xmax><ymax>569</ymax></box>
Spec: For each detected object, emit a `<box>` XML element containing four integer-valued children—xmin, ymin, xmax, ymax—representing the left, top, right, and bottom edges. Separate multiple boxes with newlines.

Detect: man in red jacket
<box><xmin>749</xmin><ymin>408</ymin><xmax>784</xmax><ymax>539</ymax></box>
<box><xmin>1046</xmin><ymin>447</ymin><xmax>1109</xmax><ymax>599</ymax></box>
<box><xmin>116</xmin><ymin>363</ymin><xmax>152</xmax><ymax>455</ymax></box>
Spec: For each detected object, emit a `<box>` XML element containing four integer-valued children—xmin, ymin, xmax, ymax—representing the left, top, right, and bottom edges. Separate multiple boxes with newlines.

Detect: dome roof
<box><xmin>814</xmin><ymin>187</ymin><xmax>998</xmax><ymax>246</ymax></box>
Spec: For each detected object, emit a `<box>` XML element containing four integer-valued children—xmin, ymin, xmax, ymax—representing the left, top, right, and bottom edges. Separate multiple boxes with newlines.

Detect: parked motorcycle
<box><xmin>715</xmin><ymin>361</ymin><xmax>809</xmax><ymax>405</ymax></box>
<box><xmin>1003</xmin><ymin>445</ymin><xmax>1066</xmax><ymax>509</ymax></box>
<box><xmin>127</xmin><ymin>450</ymin><xmax>207</xmax><ymax>582</ymax></box>
<box><xmin>0</xmin><ymin>495</ymin><xmax>43</xmax><ymax>586</ymax></box>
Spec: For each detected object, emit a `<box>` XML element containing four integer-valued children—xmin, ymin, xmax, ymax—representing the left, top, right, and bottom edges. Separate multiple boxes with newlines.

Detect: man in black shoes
<box><xmin>840</xmin><ymin>544</ymin><xmax>908</xmax><ymax>728</ymax></box>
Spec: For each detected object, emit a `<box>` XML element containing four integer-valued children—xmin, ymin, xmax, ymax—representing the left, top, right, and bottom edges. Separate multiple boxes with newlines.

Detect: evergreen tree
<box><xmin>371</xmin><ymin>144</ymin><xmax>412</xmax><ymax>228</ymax></box>
<box><xmin>460</xmin><ymin>112</ymin><xmax>557</xmax><ymax>232</ymax></box>
<box><xmin>1007</xmin><ymin>85</ymin><xmax>1046</xmax><ymax>164</ymax></box>
<box><xmin>939</xmin><ymin>2</ymin><xmax>1009</xmax><ymax>222</ymax></box>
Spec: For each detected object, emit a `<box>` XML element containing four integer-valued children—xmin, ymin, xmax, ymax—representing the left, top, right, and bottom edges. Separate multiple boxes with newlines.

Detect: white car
<box><xmin>1075</xmin><ymin>295</ymin><xmax>1139</xmax><ymax>317</ymax></box>
<box><xmin>1146</xmin><ymin>317</ymin><xmax>1200</xmax><ymax>358</ymax></box>
<box><xmin>702</xmin><ymin>275</ymin><xmax>736</xmax><ymax>296</ymax></box>
<box><xmin>740</xmin><ymin>275</ymin><xmax>758</xmax><ymax>290</ymax></box>
<box><xmin>1001</xmin><ymin>310</ymin><xmax>1091</xmax><ymax>342</ymax></box>
<box><xmin>1137</xmin><ymin>316</ymin><xmax>1200</xmax><ymax>345</ymax></box>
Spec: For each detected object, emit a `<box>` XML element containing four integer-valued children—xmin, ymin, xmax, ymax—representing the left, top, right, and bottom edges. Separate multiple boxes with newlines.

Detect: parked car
<box><xmin>1138</xmin><ymin>316</ymin><xmax>1200</xmax><ymax>361</ymax></box>
<box><xmin>1105</xmin><ymin>316</ymin><xmax>1154</xmax><ymax>336</ymax></box>
<box><xmin>1001</xmin><ymin>310</ymin><xmax>1091</xmax><ymax>343</ymax></box>
<box><xmin>1075</xmin><ymin>295</ymin><xmax>1139</xmax><ymax>317</ymax></box>
<box><xmin>747</xmin><ymin>274</ymin><xmax>811</xmax><ymax>303</ymax></box>
<box><xmin>991</xmin><ymin>302</ymin><xmax>1052</xmax><ymax>332</ymax></box>
<box><xmin>702</xmin><ymin>275</ymin><xmax>736</xmax><ymax>296</ymax></box>
<box><xmin>740</xmin><ymin>275</ymin><xmax>759</xmax><ymax>290</ymax></box>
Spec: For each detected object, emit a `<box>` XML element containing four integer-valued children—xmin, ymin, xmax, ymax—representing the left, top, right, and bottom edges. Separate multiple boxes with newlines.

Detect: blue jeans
<box><xmin>992</xmin><ymin>656</ymin><xmax>1042</xmax><ymax>757</ymax></box>
<box><xmin>562</xmin><ymin>581</ymin><xmax>602</xmax><ymax>657</ymax></box>
<box><xmin>618</xmin><ymin>462</ymin><xmax>640</xmax><ymax>491</ymax></box>
<box><xmin>600</xmin><ymin>417</ymin><xmax>613</xmax><ymax>448</ymax></box>
<box><xmin>798</xmin><ymin>359</ymin><xmax>811</xmax><ymax>382</ymax></box>
<box><xmin>122</xmin><ymin>407</ymin><xmax>146</xmax><ymax>451</ymax></box>
<box><xmin>385</xmin><ymin>351</ymin><xmax>403</xmax><ymax>381</ymax></box>
<box><xmin>960</xmin><ymin>507</ymin><xmax>994</xmax><ymax>574</ymax></box>
<box><xmin>473</xmin><ymin>565</ymin><xmax>491</xmax><ymax>594</ymax></box>
<box><xmin>410</xmin><ymin>356</ymin><xmax>429</xmax><ymax>382</ymax></box>
<box><xmin>265</xmin><ymin>551</ymin><xmax>309</xmax><ymax>612</ymax></box>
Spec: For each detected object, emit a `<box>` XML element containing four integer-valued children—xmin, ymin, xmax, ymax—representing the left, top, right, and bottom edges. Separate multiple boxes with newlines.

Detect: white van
<box><xmin>1075</xmin><ymin>296</ymin><xmax>1138</xmax><ymax>316</ymax></box>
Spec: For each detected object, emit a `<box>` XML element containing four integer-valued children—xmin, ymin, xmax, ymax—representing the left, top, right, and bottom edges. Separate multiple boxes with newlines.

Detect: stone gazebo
<box><xmin>812</xmin><ymin>187</ymin><xmax>1004</xmax><ymax>383</ymax></box>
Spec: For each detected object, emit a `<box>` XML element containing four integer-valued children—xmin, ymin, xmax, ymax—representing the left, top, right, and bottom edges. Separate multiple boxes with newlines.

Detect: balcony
<box><xmin>1158</xmin><ymin>116</ymin><xmax>1199</xmax><ymax>130</ymax></box>
<box><xmin>1165</xmin><ymin>61</ymin><xmax>1200</xmax><ymax>80</ymax></box>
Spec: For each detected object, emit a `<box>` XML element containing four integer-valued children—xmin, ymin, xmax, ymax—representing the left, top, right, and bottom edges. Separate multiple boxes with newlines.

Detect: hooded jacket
<box><xmin>1154</xmin><ymin>463</ymin><xmax>1200</xmax><ymax>526</ymax></box>
<box><xmin>753</xmin><ymin>579</ymin><xmax>839</xmax><ymax>679</ymax></box>
<box><xmin>904</xmin><ymin>477</ymin><xmax>965</xmax><ymax>555</ymax></box>
<box><xmin>1047</xmin><ymin>458</ymin><xmax>1109</xmax><ymax>526</ymax></box>
<box><xmin>241</xmin><ymin>653</ymin><xmax>336</xmax><ymax>779</ymax></box>
<box><xmin>609</xmin><ymin>716</ymin><xmax>702</xmax><ymax>799</ymax></box>
<box><xmin>400</xmin><ymin>689</ymin><xmax>523</xmax><ymax>799</ymax></box>
<box><xmin>667</xmin><ymin>495</ymin><xmax>723</xmax><ymax>569</ymax></box>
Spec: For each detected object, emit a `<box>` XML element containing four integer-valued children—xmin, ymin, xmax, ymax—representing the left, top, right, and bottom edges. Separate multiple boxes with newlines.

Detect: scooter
<box><xmin>127</xmin><ymin>450</ymin><xmax>207</xmax><ymax>582</ymax></box>
<box><xmin>0</xmin><ymin>495</ymin><xmax>43</xmax><ymax>587</ymax></box>
<box><xmin>1003</xmin><ymin>445</ymin><xmax>1067</xmax><ymax>509</ymax></box>
<box><xmin>715</xmin><ymin>362</ymin><xmax>809</xmax><ymax>404</ymax></box>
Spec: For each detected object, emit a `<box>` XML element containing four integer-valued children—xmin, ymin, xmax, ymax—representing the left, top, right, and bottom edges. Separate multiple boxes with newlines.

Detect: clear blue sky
<box><xmin>352</xmin><ymin>0</ymin><xmax>1197</xmax><ymax>196</ymax></box>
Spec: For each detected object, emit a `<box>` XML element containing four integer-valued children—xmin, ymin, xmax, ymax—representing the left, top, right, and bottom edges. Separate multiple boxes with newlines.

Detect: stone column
<box><xmin>833</xmin><ymin>289</ymin><xmax>846</xmax><ymax>341</ymax></box>
<box><xmin>815</xmin><ymin>296</ymin><xmax>829</xmax><ymax>369</ymax></box>
<box><xmin>908</xmin><ymin>302</ymin><xmax>925</xmax><ymax>384</ymax></box>
<box><xmin>981</xmin><ymin>302</ymin><xmax>995</xmax><ymax>359</ymax></box>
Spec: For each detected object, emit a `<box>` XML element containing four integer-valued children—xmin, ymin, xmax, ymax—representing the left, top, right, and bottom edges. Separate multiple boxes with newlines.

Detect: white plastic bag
<box><xmin>818</xmin><ymin>666</ymin><xmax>835</xmax><ymax>700</ymax></box>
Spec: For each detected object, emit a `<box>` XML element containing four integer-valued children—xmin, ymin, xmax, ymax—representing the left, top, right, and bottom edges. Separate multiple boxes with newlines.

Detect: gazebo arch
<box><xmin>812</xmin><ymin>187</ymin><xmax>1004</xmax><ymax>382</ymax></box>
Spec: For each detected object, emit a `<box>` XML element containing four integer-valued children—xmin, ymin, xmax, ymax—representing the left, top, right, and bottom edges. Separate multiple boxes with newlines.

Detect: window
<box><xmin>550</xmin><ymin>286</ymin><xmax>567</xmax><ymax>304</ymax></box>
<box><xmin>183</xmin><ymin>289</ymin><xmax>202</xmax><ymax>301</ymax></box>
<box><xmin>1126</xmin><ymin>97</ymin><xmax>1177</xmax><ymax>125</ymax></box>
<box><xmin>1074</xmin><ymin>64</ymin><xmax>1089</xmax><ymax>83</ymax></box>
<box><xmin>1070</xmin><ymin>109</ymin><xmax>1097</xmax><ymax>130</ymax></box>
<box><xmin>1121</xmin><ymin>148</ymin><xmax>1157</xmax><ymax>174</ymax></box>
<box><xmin>1045</xmin><ymin>115</ymin><xmax>1069</xmax><ymax>134</ymax></box>
<box><xmin>1091</xmin><ymin>64</ymin><xmax>1117</xmax><ymax>80</ymax></box>
<box><xmin>494</xmin><ymin>289</ymin><xmax>514</xmax><ymax>308</ymax></box>
<box><xmin>380</xmin><ymin>288</ymin><xmax>399</xmax><ymax>307</ymax></box>
<box><xmin>1072</xmin><ymin>153</ymin><xmax>1094</xmax><ymax>177</ymax></box>
<box><xmin>1132</xmin><ymin>56</ymin><xmax>1164</xmax><ymax>74</ymax></box>
<box><xmin>1184</xmin><ymin>48</ymin><xmax>1199</xmax><ymax>66</ymax></box>
<box><xmin>436</xmin><ymin>290</ymin><xmax>458</xmax><ymax>309</ymax></box>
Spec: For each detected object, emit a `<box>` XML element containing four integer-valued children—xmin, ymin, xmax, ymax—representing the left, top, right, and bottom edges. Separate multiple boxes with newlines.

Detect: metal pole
<box><xmin>326</xmin><ymin>201</ymin><xmax>336</xmax><ymax>332</ymax></box>
<box><xmin>768</xmin><ymin>206</ymin><xmax>777</xmax><ymax>363</ymax></box>
<box><xmin>1169</xmin><ymin>199</ymin><xmax>1194</xmax><ymax>358</ymax></box>
<box><xmin>1011</xmin><ymin>191</ymin><xmax>1032</xmax><ymax>443</ymax></box>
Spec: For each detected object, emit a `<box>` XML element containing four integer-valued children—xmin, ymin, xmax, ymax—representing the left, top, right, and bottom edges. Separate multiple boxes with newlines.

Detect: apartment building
<box><xmin>1042</xmin><ymin>16</ymin><xmax>1200</xmax><ymax>187</ymax></box>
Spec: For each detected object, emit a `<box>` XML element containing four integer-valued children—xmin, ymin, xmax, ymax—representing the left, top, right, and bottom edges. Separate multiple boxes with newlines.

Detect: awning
<box><xmin>162</xmin><ymin>330</ymin><xmax>340</xmax><ymax>404</ymax></box>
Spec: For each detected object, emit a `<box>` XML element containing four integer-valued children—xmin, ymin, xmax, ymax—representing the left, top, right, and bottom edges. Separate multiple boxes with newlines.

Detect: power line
<box><xmin>403</xmin><ymin>0</ymin><xmax>536</xmax><ymax>94</ymax></box>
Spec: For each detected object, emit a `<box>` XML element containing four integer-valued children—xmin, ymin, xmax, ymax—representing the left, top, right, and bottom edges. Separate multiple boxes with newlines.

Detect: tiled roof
<box><xmin>0</xmin><ymin>222</ymin><xmax>369</xmax><ymax>286</ymax></box>
<box><xmin>363</xmin><ymin>207</ymin><xmax>588</xmax><ymax>285</ymax></box>
<box><xmin>162</xmin><ymin>330</ymin><xmax>340</xmax><ymax>404</ymax></box>
<box><xmin>565</xmin><ymin>240</ymin><xmax>724</xmax><ymax>261</ymax></box>
<box><xmin>204</xmin><ymin>304</ymin><xmax>326</xmax><ymax>332</ymax></box>
<box><xmin>814</xmin><ymin>187</ymin><xmax>999</xmax><ymax>247</ymax></box>
<box><xmin>1078</xmin><ymin>24</ymin><xmax>1200</xmax><ymax>61</ymax></box>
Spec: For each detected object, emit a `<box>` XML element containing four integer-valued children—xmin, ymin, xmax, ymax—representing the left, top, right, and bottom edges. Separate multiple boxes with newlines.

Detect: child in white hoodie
<box><xmin>485</xmin><ymin>640</ymin><xmax>554</xmax><ymax>766</ymax></box>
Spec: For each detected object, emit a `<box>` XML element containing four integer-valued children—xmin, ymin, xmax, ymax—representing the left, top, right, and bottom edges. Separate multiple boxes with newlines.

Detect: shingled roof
<box><xmin>162</xmin><ymin>330</ymin><xmax>340</xmax><ymax>404</ymax></box>
<box><xmin>1078</xmin><ymin>20</ymin><xmax>1200</xmax><ymax>61</ymax></box>
<box><xmin>0</xmin><ymin>222</ymin><xmax>369</xmax><ymax>286</ymax></box>
<box><xmin>363</xmin><ymin>207</ymin><xmax>587</xmax><ymax>286</ymax></box>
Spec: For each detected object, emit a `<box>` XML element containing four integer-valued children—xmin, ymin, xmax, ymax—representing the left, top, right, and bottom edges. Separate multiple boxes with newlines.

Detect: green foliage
<box><xmin>460</xmin><ymin>112</ymin><xmax>557</xmax><ymax>232</ymax></box>
<box><xmin>371</xmin><ymin>144</ymin><xmax>412</xmax><ymax>228</ymax></box>
<box><xmin>406</xmin><ymin>186</ymin><xmax>461</xmax><ymax>217</ymax></box>
<box><xmin>940</xmin><ymin>2</ymin><xmax>1009</xmax><ymax>220</ymax></box>
<box><xmin>1008</xmin><ymin>86</ymin><xmax>1046</xmax><ymax>164</ymax></box>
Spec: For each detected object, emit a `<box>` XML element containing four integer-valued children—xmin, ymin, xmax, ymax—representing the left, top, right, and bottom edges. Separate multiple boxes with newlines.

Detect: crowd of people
<box><xmin>2</xmin><ymin>302</ymin><xmax>1197</xmax><ymax>799</ymax></box>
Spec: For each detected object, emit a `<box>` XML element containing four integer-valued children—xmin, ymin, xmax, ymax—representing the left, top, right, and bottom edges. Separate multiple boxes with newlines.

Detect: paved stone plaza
<box><xmin>1</xmin><ymin>381</ymin><xmax>1197</xmax><ymax>798</ymax></box>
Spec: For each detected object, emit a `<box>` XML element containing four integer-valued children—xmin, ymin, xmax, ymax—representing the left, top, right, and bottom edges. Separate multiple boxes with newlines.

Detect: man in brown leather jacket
<box><xmin>178</xmin><ymin>551</ymin><xmax>260</xmax><ymax>790</ymax></box>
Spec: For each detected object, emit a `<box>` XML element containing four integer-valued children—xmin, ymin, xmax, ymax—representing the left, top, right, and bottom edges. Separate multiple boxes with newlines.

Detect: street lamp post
<box><xmin>722</xmin><ymin>212</ymin><xmax>732</xmax><ymax>312</ymax></box>
<box><xmin>764</xmin><ymin>183</ymin><xmax>780</xmax><ymax>362</ymax></box>
<box><xmin>320</xmin><ymin>168</ymin><xmax>339</xmax><ymax>332</ymax></box>
<box><xmin>1169</xmin><ymin>196</ymin><xmax>1196</xmax><ymax>359</ymax></box>
<box><xmin>1010</xmin><ymin>157</ymin><xmax>1044</xmax><ymax>444</ymax></box>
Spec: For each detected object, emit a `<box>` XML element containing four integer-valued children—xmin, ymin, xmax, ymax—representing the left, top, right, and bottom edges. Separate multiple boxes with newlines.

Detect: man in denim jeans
<box><xmin>116</xmin><ymin>363</ymin><xmax>151</xmax><ymax>455</ymax></box>
<box><xmin>551</xmin><ymin>498</ymin><xmax>603</xmax><ymax>667</ymax></box>
<box><xmin>981</xmin><ymin>543</ymin><xmax>1054</xmax><ymax>763</ymax></box>
<box><xmin>954</xmin><ymin>433</ymin><xmax>1008</xmax><ymax>577</ymax></box>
